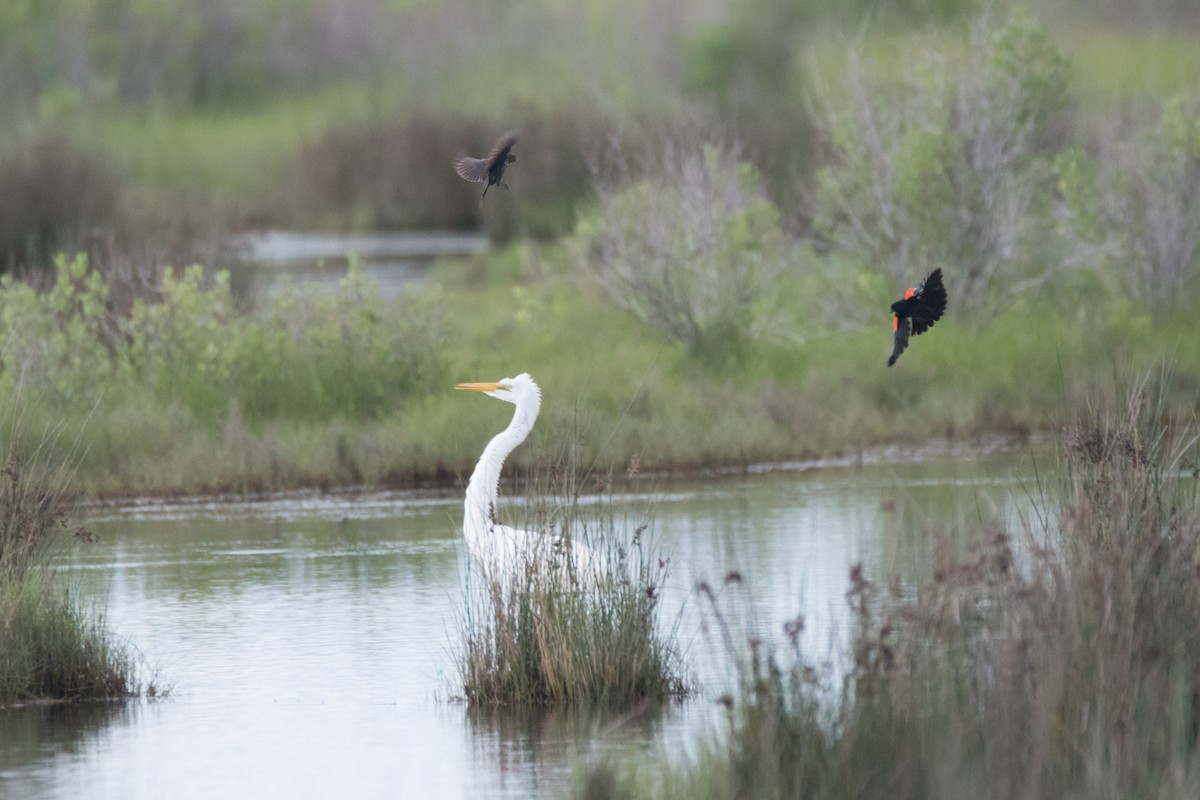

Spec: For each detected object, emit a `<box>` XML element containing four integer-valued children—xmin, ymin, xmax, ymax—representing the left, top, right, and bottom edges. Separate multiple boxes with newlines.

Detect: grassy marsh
<box><xmin>22</xmin><ymin>255</ymin><xmax>1198</xmax><ymax>499</ymax></box>
<box><xmin>570</xmin><ymin>374</ymin><xmax>1200</xmax><ymax>799</ymax></box>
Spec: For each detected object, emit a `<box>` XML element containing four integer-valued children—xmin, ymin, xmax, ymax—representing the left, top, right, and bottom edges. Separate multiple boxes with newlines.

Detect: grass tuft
<box><xmin>0</xmin><ymin>412</ymin><xmax>143</xmax><ymax>705</ymax></box>
<box><xmin>456</xmin><ymin>468</ymin><xmax>689</xmax><ymax>708</ymax></box>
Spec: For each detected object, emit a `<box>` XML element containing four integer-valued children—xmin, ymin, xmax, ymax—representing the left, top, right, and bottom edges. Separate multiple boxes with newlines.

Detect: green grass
<box><xmin>3</xmin><ymin>5</ymin><xmax>1194</xmax><ymax>238</ymax></box>
<box><xmin>1067</xmin><ymin>31</ymin><xmax>1200</xmax><ymax>100</ymax></box>
<box><xmin>806</xmin><ymin>25</ymin><xmax>1200</xmax><ymax>102</ymax></box>
<box><xmin>100</xmin><ymin>79</ymin><xmax>414</xmax><ymax>202</ymax></box>
<box><xmin>0</xmin><ymin>419</ymin><xmax>143</xmax><ymax>704</ymax></box>
<box><xmin>7</xmin><ymin>246</ymin><xmax>1194</xmax><ymax>499</ymax></box>
<box><xmin>0</xmin><ymin>572</ymin><xmax>138</xmax><ymax>703</ymax></box>
<box><xmin>570</xmin><ymin>371</ymin><xmax>1200</xmax><ymax>799</ymax></box>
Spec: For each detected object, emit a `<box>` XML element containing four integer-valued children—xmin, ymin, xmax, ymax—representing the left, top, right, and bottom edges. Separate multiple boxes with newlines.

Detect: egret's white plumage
<box><xmin>456</xmin><ymin>373</ymin><xmax>541</xmax><ymax>570</ymax></box>
<box><xmin>456</xmin><ymin>373</ymin><xmax>597</xmax><ymax>577</ymax></box>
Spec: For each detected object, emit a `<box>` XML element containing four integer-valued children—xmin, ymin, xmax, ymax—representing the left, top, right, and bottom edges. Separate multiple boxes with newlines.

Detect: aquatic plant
<box><xmin>456</xmin><ymin>462</ymin><xmax>689</xmax><ymax>708</ymax></box>
<box><xmin>572</xmin><ymin>368</ymin><xmax>1200</xmax><ymax>799</ymax></box>
<box><xmin>0</xmin><ymin>416</ymin><xmax>141</xmax><ymax>704</ymax></box>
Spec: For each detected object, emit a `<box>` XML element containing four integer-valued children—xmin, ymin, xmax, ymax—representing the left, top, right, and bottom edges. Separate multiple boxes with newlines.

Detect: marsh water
<box><xmin>0</xmin><ymin>439</ymin><xmax>1048</xmax><ymax>799</ymax></box>
<box><xmin>224</xmin><ymin>230</ymin><xmax>486</xmax><ymax>299</ymax></box>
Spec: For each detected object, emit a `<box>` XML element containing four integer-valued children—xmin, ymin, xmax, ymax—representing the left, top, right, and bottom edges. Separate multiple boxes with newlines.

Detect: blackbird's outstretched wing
<box><xmin>485</xmin><ymin>134</ymin><xmax>517</xmax><ymax>168</ymax></box>
<box><xmin>887</xmin><ymin>268</ymin><xmax>947</xmax><ymax>366</ymax></box>
<box><xmin>909</xmin><ymin>268</ymin><xmax>947</xmax><ymax>335</ymax></box>
<box><xmin>454</xmin><ymin>156</ymin><xmax>489</xmax><ymax>183</ymax></box>
<box><xmin>454</xmin><ymin>135</ymin><xmax>518</xmax><ymax>184</ymax></box>
<box><xmin>888</xmin><ymin>317</ymin><xmax>912</xmax><ymax>367</ymax></box>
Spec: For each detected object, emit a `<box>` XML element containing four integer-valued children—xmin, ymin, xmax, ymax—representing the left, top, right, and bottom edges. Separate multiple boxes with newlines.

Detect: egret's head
<box><xmin>455</xmin><ymin>372</ymin><xmax>538</xmax><ymax>405</ymax></box>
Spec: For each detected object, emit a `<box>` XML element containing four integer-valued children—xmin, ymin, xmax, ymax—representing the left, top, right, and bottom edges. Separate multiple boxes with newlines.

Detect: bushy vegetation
<box><xmin>811</xmin><ymin>9</ymin><xmax>1074</xmax><ymax>312</ymax></box>
<box><xmin>1058</xmin><ymin>94</ymin><xmax>1200</xmax><ymax>320</ymax></box>
<box><xmin>572</xmin><ymin>373</ymin><xmax>1200</xmax><ymax>799</ymax></box>
<box><xmin>571</xmin><ymin>132</ymin><xmax>791</xmax><ymax>361</ymax></box>
<box><xmin>0</xmin><ymin>253</ymin><xmax>445</xmax><ymax>424</ymax></box>
<box><xmin>0</xmin><ymin>131</ymin><xmax>121</xmax><ymax>273</ymax></box>
<box><xmin>2</xmin><ymin>1</ymin><xmax>1198</xmax><ymax>265</ymax></box>
<box><xmin>1</xmin><ymin>241</ymin><xmax>1197</xmax><ymax>498</ymax></box>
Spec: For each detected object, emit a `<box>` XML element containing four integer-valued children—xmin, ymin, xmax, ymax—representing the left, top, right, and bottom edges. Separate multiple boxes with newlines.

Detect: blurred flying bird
<box><xmin>454</xmin><ymin>134</ymin><xmax>517</xmax><ymax>206</ymax></box>
<box><xmin>888</xmin><ymin>268</ymin><xmax>947</xmax><ymax>367</ymax></box>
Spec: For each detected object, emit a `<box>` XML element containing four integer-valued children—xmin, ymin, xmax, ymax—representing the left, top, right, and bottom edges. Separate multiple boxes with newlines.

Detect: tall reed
<box><xmin>574</xmin><ymin>369</ymin><xmax>1200</xmax><ymax>798</ymax></box>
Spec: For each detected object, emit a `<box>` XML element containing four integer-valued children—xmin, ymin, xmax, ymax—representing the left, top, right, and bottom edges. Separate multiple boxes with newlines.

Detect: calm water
<box><xmin>224</xmin><ymin>230</ymin><xmax>487</xmax><ymax>299</ymax></box>
<box><xmin>0</xmin><ymin>440</ymin><xmax>1046</xmax><ymax>799</ymax></box>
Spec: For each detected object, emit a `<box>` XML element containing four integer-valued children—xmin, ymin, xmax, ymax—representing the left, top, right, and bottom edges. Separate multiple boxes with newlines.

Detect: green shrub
<box><xmin>571</xmin><ymin>136</ymin><xmax>791</xmax><ymax>363</ymax></box>
<box><xmin>0</xmin><ymin>254</ymin><xmax>447</xmax><ymax>424</ymax></box>
<box><xmin>122</xmin><ymin>263</ymin><xmax>242</xmax><ymax>420</ymax></box>
<box><xmin>239</xmin><ymin>261</ymin><xmax>447</xmax><ymax>421</ymax></box>
<box><xmin>0</xmin><ymin>253</ymin><xmax>119</xmax><ymax>403</ymax></box>
<box><xmin>812</xmin><ymin>9</ymin><xmax>1072</xmax><ymax>312</ymax></box>
<box><xmin>1059</xmin><ymin>94</ymin><xmax>1200</xmax><ymax>320</ymax></box>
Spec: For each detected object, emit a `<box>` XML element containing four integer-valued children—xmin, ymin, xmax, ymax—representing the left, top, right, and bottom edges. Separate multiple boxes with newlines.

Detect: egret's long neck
<box><xmin>463</xmin><ymin>390</ymin><xmax>540</xmax><ymax>552</ymax></box>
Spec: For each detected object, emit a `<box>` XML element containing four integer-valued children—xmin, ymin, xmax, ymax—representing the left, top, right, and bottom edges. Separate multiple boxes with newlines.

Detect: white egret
<box><xmin>454</xmin><ymin>373</ymin><xmax>544</xmax><ymax>571</ymax></box>
<box><xmin>455</xmin><ymin>374</ymin><xmax>637</xmax><ymax>585</ymax></box>
<box><xmin>456</xmin><ymin>373</ymin><xmax>606</xmax><ymax>581</ymax></box>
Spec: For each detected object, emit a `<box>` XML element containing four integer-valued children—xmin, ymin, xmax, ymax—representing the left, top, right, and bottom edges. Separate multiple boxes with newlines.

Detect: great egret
<box><xmin>453</xmin><ymin>134</ymin><xmax>517</xmax><ymax>207</ymax></box>
<box><xmin>456</xmin><ymin>373</ymin><xmax>597</xmax><ymax>578</ymax></box>
<box><xmin>888</xmin><ymin>268</ymin><xmax>947</xmax><ymax>366</ymax></box>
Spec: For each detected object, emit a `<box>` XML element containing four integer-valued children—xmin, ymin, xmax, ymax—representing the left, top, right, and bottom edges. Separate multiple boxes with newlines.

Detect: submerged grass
<box><xmin>457</xmin><ymin>463</ymin><xmax>689</xmax><ymax>708</ymax></box>
<box><xmin>0</xmin><ymin>413</ymin><xmax>142</xmax><ymax>705</ymax></box>
<box><xmin>573</xmin><ymin>369</ymin><xmax>1200</xmax><ymax>799</ymax></box>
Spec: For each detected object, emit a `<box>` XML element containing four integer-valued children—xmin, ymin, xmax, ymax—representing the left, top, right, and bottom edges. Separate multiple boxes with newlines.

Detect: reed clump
<box><xmin>575</xmin><ymin>372</ymin><xmax>1200</xmax><ymax>799</ymax></box>
<box><xmin>457</xmin><ymin>479</ymin><xmax>689</xmax><ymax>708</ymax></box>
<box><xmin>0</xmin><ymin>439</ymin><xmax>139</xmax><ymax>704</ymax></box>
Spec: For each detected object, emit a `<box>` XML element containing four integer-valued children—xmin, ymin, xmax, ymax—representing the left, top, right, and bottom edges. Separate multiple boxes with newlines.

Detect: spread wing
<box><xmin>910</xmin><ymin>268</ymin><xmax>947</xmax><ymax>336</ymax></box>
<box><xmin>454</xmin><ymin>156</ymin><xmax>489</xmax><ymax>183</ymax></box>
<box><xmin>888</xmin><ymin>316</ymin><xmax>912</xmax><ymax>367</ymax></box>
<box><xmin>485</xmin><ymin>134</ymin><xmax>517</xmax><ymax>167</ymax></box>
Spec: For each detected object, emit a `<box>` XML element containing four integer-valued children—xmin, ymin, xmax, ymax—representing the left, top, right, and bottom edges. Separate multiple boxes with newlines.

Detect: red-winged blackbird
<box><xmin>888</xmin><ymin>268</ymin><xmax>947</xmax><ymax>367</ymax></box>
<box><xmin>454</xmin><ymin>134</ymin><xmax>517</xmax><ymax>206</ymax></box>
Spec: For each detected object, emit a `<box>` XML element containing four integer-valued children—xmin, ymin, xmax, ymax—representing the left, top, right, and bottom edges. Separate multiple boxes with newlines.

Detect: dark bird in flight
<box><xmin>888</xmin><ymin>268</ymin><xmax>947</xmax><ymax>367</ymax></box>
<box><xmin>454</xmin><ymin>134</ymin><xmax>518</xmax><ymax>206</ymax></box>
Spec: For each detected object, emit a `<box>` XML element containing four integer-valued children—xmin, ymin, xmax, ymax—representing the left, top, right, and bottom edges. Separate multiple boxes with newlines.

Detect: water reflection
<box><xmin>464</xmin><ymin>704</ymin><xmax>674</xmax><ymax>797</ymax></box>
<box><xmin>0</xmin><ymin>442</ymin><xmax>1044</xmax><ymax>799</ymax></box>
